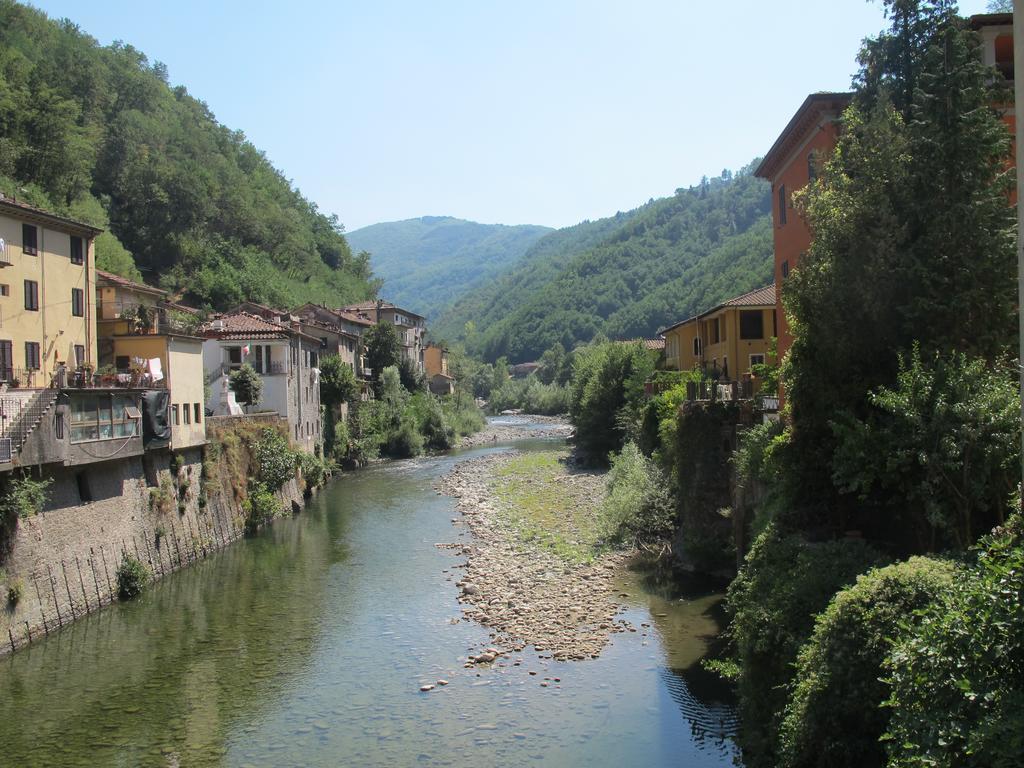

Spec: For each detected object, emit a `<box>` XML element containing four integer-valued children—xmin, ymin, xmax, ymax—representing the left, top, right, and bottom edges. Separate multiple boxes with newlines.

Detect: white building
<box><xmin>199</xmin><ymin>312</ymin><xmax>322</xmax><ymax>454</ymax></box>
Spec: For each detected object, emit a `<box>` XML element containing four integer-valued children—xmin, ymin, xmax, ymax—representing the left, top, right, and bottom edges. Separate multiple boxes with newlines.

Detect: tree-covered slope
<box><xmin>0</xmin><ymin>0</ymin><xmax>376</xmax><ymax>309</ymax></box>
<box><xmin>346</xmin><ymin>216</ymin><xmax>551</xmax><ymax>318</ymax></box>
<box><xmin>434</xmin><ymin>167</ymin><xmax>774</xmax><ymax>363</ymax></box>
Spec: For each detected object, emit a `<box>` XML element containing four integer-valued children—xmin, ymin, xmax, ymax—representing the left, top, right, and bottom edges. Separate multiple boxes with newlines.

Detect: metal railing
<box><xmin>0</xmin><ymin>389</ymin><xmax>59</xmax><ymax>455</ymax></box>
<box><xmin>98</xmin><ymin>302</ymin><xmax>201</xmax><ymax>335</ymax></box>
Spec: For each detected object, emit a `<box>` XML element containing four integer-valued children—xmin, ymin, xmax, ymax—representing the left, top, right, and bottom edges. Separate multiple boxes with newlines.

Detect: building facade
<box><xmin>343</xmin><ymin>300</ymin><xmax>426</xmax><ymax>373</ymax></box>
<box><xmin>0</xmin><ymin>196</ymin><xmax>101</xmax><ymax>386</ymax></box>
<box><xmin>200</xmin><ymin>312</ymin><xmax>322</xmax><ymax>453</ymax></box>
<box><xmin>661</xmin><ymin>285</ymin><xmax>776</xmax><ymax>382</ymax></box>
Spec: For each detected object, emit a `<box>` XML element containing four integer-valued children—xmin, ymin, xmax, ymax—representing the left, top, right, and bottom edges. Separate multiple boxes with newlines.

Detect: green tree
<box><xmin>229</xmin><ymin>363</ymin><xmax>263</xmax><ymax>407</ymax></box>
<box><xmin>781</xmin><ymin>2</ymin><xmax>1015</xmax><ymax>536</ymax></box>
<box><xmin>319</xmin><ymin>355</ymin><xmax>358</xmax><ymax>406</ymax></box>
<box><xmin>364</xmin><ymin>321</ymin><xmax>401</xmax><ymax>393</ymax></box>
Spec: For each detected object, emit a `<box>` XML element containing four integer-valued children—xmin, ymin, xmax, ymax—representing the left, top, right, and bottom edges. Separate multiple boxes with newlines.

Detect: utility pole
<box><xmin>1015</xmin><ymin>1</ymin><xmax>1024</xmax><ymax>499</ymax></box>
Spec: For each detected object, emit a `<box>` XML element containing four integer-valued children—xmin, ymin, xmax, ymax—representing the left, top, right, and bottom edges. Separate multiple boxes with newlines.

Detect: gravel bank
<box><xmin>456</xmin><ymin>415</ymin><xmax>573</xmax><ymax>449</ymax></box>
<box><xmin>437</xmin><ymin>452</ymin><xmax>632</xmax><ymax>662</ymax></box>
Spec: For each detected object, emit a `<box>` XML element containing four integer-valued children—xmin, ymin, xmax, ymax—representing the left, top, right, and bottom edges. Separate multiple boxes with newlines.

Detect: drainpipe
<box><xmin>1016</xmin><ymin>0</ymin><xmax>1024</xmax><ymax>503</ymax></box>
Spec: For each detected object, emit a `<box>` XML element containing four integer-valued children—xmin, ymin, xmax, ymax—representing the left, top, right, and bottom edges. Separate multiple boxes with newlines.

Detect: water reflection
<box><xmin>0</xmin><ymin>428</ymin><xmax>741</xmax><ymax>767</ymax></box>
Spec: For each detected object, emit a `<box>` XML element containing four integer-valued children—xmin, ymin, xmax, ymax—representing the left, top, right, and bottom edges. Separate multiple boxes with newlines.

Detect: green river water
<box><xmin>0</xmin><ymin>421</ymin><xmax>740</xmax><ymax>767</ymax></box>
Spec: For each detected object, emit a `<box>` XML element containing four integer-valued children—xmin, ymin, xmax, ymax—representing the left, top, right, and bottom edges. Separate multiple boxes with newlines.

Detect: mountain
<box><xmin>346</xmin><ymin>216</ymin><xmax>552</xmax><ymax>319</ymax></box>
<box><xmin>433</xmin><ymin>167</ymin><xmax>774</xmax><ymax>363</ymax></box>
<box><xmin>0</xmin><ymin>0</ymin><xmax>376</xmax><ymax>309</ymax></box>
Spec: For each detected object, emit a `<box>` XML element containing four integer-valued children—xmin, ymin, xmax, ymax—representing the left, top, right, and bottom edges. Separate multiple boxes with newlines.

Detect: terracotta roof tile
<box><xmin>96</xmin><ymin>269</ymin><xmax>168</xmax><ymax>297</ymax></box>
<box><xmin>198</xmin><ymin>312</ymin><xmax>290</xmax><ymax>339</ymax></box>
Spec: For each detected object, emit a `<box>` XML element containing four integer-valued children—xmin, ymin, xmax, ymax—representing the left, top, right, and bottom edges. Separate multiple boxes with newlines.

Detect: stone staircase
<box><xmin>0</xmin><ymin>389</ymin><xmax>60</xmax><ymax>462</ymax></box>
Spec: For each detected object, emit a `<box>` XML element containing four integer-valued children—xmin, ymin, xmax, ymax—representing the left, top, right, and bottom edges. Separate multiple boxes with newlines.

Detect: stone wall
<box><xmin>0</xmin><ymin>416</ymin><xmax>306</xmax><ymax>655</ymax></box>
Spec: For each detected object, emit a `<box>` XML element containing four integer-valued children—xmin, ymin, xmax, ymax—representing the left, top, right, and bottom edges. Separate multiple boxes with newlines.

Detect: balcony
<box><xmin>98</xmin><ymin>302</ymin><xmax>202</xmax><ymax>336</ymax></box>
<box><xmin>221</xmin><ymin>361</ymin><xmax>287</xmax><ymax>376</ymax></box>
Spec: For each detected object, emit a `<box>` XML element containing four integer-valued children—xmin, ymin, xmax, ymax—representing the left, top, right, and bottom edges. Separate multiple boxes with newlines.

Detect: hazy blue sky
<box><xmin>28</xmin><ymin>0</ymin><xmax>992</xmax><ymax>232</ymax></box>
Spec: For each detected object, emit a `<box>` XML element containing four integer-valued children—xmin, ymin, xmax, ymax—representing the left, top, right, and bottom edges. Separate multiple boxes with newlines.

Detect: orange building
<box><xmin>754</xmin><ymin>93</ymin><xmax>849</xmax><ymax>362</ymax></box>
<box><xmin>756</xmin><ymin>13</ymin><xmax>1014</xmax><ymax>365</ymax></box>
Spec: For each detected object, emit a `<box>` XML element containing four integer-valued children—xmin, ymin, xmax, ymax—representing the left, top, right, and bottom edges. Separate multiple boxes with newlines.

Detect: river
<box><xmin>0</xmin><ymin>420</ymin><xmax>740</xmax><ymax>767</ymax></box>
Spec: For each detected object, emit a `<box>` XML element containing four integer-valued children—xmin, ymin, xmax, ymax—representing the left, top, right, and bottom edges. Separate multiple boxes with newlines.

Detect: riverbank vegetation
<box><xmin>550</xmin><ymin>7</ymin><xmax>1024</xmax><ymax>766</ymax></box>
<box><xmin>722</xmin><ymin>4</ymin><xmax>1020</xmax><ymax>767</ymax></box>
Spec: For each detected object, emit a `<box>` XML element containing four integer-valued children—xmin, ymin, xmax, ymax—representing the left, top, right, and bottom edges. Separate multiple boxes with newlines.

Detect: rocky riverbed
<box><xmin>437</xmin><ymin>451</ymin><xmax>632</xmax><ymax>662</ymax></box>
<box><xmin>456</xmin><ymin>415</ymin><xmax>573</xmax><ymax>449</ymax></box>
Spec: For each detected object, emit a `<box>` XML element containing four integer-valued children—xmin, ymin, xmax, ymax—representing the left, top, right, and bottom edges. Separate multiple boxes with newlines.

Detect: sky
<box><xmin>27</xmin><ymin>0</ymin><xmax>994</xmax><ymax>232</ymax></box>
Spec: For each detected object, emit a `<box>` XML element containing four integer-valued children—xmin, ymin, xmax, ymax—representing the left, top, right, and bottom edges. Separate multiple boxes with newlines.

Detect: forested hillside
<box><xmin>434</xmin><ymin>167</ymin><xmax>773</xmax><ymax>363</ymax></box>
<box><xmin>347</xmin><ymin>216</ymin><xmax>551</xmax><ymax>319</ymax></box>
<box><xmin>0</xmin><ymin>0</ymin><xmax>377</xmax><ymax>309</ymax></box>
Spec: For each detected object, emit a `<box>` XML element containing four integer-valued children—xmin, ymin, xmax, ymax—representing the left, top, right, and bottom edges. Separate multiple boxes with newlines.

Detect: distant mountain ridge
<box><xmin>347</xmin><ymin>216</ymin><xmax>552</xmax><ymax>319</ymax></box>
<box><xmin>432</xmin><ymin>166</ymin><xmax>774</xmax><ymax>363</ymax></box>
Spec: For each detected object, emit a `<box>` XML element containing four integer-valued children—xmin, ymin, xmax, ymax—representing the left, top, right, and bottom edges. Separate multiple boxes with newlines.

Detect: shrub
<box><xmin>832</xmin><ymin>348</ymin><xmax>1020</xmax><ymax>551</ymax></box>
<box><xmin>298</xmin><ymin>451</ymin><xmax>332</xmax><ymax>490</ymax></box>
<box><xmin>243</xmin><ymin>481</ymin><xmax>282</xmax><ymax>531</ymax></box>
<box><xmin>253</xmin><ymin>427</ymin><xmax>298</xmax><ymax>491</ymax></box>
<box><xmin>883</xmin><ymin>519</ymin><xmax>1024</xmax><ymax>768</ymax></box>
<box><xmin>384</xmin><ymin>412</ymin><xmax>424</xmax><ymax>458</ymax></box>
<box><xmin>727</xmin><ymin>525</ymin><xmax>886</xmax><ymax>767</ymax></box>
<box><xmin>7</xmin><ymin>577</ymin><xmax>23</xmax><ymax>607</ymax></box>
<box><xmin>779</xmin><ymin>556</ymin><xmax>954</xmax><ymax>768</ymax></box>
<box><xmin>116</xmin><ymin>553</ymin><xmax>149</xmax><ymax>600</ymax></box>
<box><xmin>569</xmin><ymin>342</ymin><xmax>655</xmax><ymax>464</ymax></box>
<box><xmin>488</xmin><ymin>376</ymin><xmax>571</xmax><ymax>415</ymax></box>
<box><xmin>229</xmin><ymin>363</ymin><xmax>263</xmax><ymax>407</ymax></box>
<box><xmin>0</xmin><ymin>474</ymin><xmax>53</xmax><ymax>548</ymax></box>
<box><xmin>410</xmin><ymin>392</ymin><xmax>455</xmax><ymax>450</ymax></box>
<box><xmin>441</xmin><ymin>391</ymin><xmax>485</xmax><ymax>437</ymax></box>
<box><xmin>599</xmin><ymin>442</ymin><xmax>676</xmax><ymax>548</ymax></box>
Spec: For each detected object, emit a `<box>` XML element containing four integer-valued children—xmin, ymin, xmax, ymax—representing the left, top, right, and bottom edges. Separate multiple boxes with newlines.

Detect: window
<box><xmin>807</xmin><ymin>152</ymin><xmax>817</xmax><ymax>184</ymax></box>
<box><xmin>739</xmin><ymin>310</ymin><xmax>765</xmax><ymax>340</ymax></box>
<box><xmin>0</xmin><ymin>284</ymin><xmax>8</xmax><ymax>297</ymax></box>
<box><xmin>750</xmin><ymin>353</ymin><xmax>766</xmax><ymax>369</ymax></box>
<box><xmin>70</xmin><ymin>236</ymin><xmax>84</xmax><ymax>265</ymax></box>
<box><xmin>24</xmin><ymin>341</ymin><xmax>40</xmax><ymax>370</ymax></box>
<box><xmin>55</xmin><ymin>412</ymin><xmax>64</xmax><ymax>440</ymax></box>
<box><xmin>711</xmin><ymin>318</ymin><xmax>720</xmax><ymax>344</ymax></box>
<box><xmin>115</xmin><ymin>355</ymin><xmax>130</xmax><ymax>372</ymax></box>
<box><xmin>183</xmin><ymin>404</ymin><xmax>191</xmax><ymax>424</ymax></box>
<box><xmin>194</xmin><ymin>403</ymin><xmax>202</xmax><ymax>424</ymax></box>
<box><xmin>22</xmin><ymin>224</ymin><xmax>37</xmax><ymax>256</ymax></box>
<box><xmin>171</xmin><ymin>404</ymin><xmax>179</xmax><ymax>425</ymax></box>
<box><xmin>693</xmin><ymin>337</ymin><xmax>701</xmax><ymax>357</ymax></box>
<box><xmin>69</xmin><ymin>394</ymin><xmax>139</xmax><ymax>442</ymax></box>
<box><xmin>253</xmin><ymin>344</ymin><xmax>264</xmax><ymax>374</ymax></box>
<box><xmin>778</xmin><ymin>185</ymin><xmax>787</xmax><ymax>226</ymax></box>
<box><xmin>781</xmin><ymin>260</ymin><xmax>790</xmax><ymax>279</ymax></box>
<box><xmin>24</xmin><ymin>280</ymin><xmax>38</xmax><ymax>311</ymax></box>
<box><xmin>228</xmin><ymin>346</ymin><xmax>242</xmax><ymax>368</ymax></box>
<box><xmin>75</xmin><ymin>345</ymin><xmax>85</xmax><ymax>368</ymax></box>
<box><xmin>71</xmin><ymin>288</ymin><xmax>84</xmax><ymax>317</ymax></box>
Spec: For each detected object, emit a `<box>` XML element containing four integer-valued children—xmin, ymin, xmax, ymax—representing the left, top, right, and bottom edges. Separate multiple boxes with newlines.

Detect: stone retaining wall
<box><xmin>0</xmin><ymin>424</ymin><xmax>306</xmax><ymax>655</ymax></box>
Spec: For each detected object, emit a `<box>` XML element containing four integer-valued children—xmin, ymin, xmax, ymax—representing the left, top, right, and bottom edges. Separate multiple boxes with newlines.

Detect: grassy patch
<box><xmin>489</xmin><ymin>450</ymin><xmax>606</xmax><ymax>564</ymax></box>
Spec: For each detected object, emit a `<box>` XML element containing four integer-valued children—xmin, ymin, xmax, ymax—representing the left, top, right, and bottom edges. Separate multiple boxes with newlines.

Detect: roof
<box><xmin>298</xmin><ymin>316</ymin><xmax>360</xmax><ymax>340</ymax></box>
<box><xmin>198</xmin><ymin>312</ymin><xmax>291</xmax><ymax>340</ymax></box>
<box><xmin>616</xmin><ymin>338</ymin><xmax>666</xmax><ymax>351</ymax></box>
<box><xmin>295</xmin><ymin>303</ymin><xmax>375</xmax><ymax>328</ymax></box>
<box><xmin>969</xmin><ymin>12</ymin><xmax>1012</xmax><ymax>29</ymax></box>
<box><xmin>659</xmin><ymin>285</ymin><xmax>776</xmax><ymax>334</ymax></box>
<box><xmin>96</xmin><ymin>269</ymin><xmax>168</xmax><ymax>298</ymax></box>
<box><xmin>723</xmin><ymin>284</ymin><xmax>776</xmax><ymax>308</ymax></box>
<box><xmin>0</xmin><ymin>195</ymin><xmax>104</xmax><ymax>237</ymax></box>
<box><xmin>754</xmin><ymin>92</ymin><xmax>852</xmax><ymax>181</ymax></box>
<box><xmin>344</xmin><ymin>300</ymin><xmax>425</xmax><ymax>320</ymax></box>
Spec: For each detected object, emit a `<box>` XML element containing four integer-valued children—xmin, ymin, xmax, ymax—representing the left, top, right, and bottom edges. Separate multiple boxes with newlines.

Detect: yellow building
<box><xmin>0</xmin><ymin>195</ymin><xmax>101</xmax><ymax>386</ymax></box>
<box><xmin>661</xmin><ymin>285</ymin><xmax>777</xmax><ymax>381</ymax></box>
<box><xmin>424</xmin><ymin>343</ymin><xmax>455</xmax><ymax>395</ymax></box>
<box><xmin>96</xmin><ymin>271</ymin><xmax>206</xmax><ymax>450</ymax></box>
